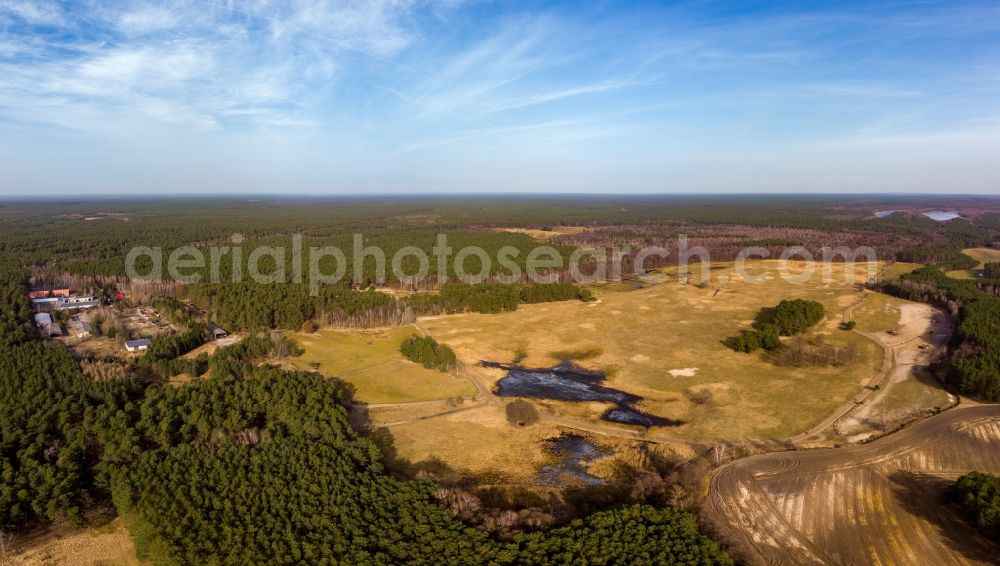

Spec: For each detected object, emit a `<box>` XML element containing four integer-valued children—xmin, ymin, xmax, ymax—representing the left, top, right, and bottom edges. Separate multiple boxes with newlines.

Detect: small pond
<box><xmin>484</xmin><ymin>361</ymin><xmax>682</xmax><ymax>428</ymax></box>
<box><xmin>537</xmin><ymin>434</ymin><xmax>610</xmax><ymax>486</ymax></box>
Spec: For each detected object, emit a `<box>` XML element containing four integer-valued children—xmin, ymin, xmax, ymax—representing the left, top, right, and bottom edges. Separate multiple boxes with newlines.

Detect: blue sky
<box><xmin>1</xmin><ymin>0</ymin><xmax>999</xmax><ymax>195</ymax></box>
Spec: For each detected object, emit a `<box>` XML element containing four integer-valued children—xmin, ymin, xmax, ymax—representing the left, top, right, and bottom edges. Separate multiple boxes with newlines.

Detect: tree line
<box><xmin>876</xmin><ymin>267</ymin><xmax>1000</xmax><ymax>401</ymax></box>
<box><xmin>188</xmin><ymin>281</ymin><xmax>593</xmax><ymax>332</ymax></box>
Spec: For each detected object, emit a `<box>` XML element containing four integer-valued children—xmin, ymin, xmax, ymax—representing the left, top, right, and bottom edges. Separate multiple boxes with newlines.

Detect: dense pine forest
<box><xmin>6</xmin><ymin>195</ymin><xmax>1000</xmax><ymax>283</ymax></box>
<box><xmin>0</xmin><ymin>206</ymin><xmax>733</xmax><ymax>564</ymax></box>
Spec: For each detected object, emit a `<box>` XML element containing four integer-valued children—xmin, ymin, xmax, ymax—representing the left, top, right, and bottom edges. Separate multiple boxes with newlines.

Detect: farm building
<box><xmin>43</xmin><ymin>323</ymin><xmax>62</xmax><ymax>338</ymax></box>
<box><xmin>70</xmin><ymin>320</ymin><xmax>92</xmax><ymax>338</ymax></box>
<box><xmin>57</xmin><ymin>300</ymin><xmax>100</xmax><ymax>310</ymax></box>
<box><xmin>34</xmin><ymin>312</ymin><xmax>52</xmax><ymax>326</ymax></box>
<box><xmin>125</xmin><ymin>338</ymin><xmax>152</xmax><ymax>352</ymax></box>
<box><xmin>31</xmin><ymin>297</ymin><xmax>60</xmax><ymax>306</ymax></box>
<box><xmin>28</xmin><ymin>286</ymin><xmax>70</xmax><ymax>299</ymax></box>
<box><xmin>63</xmin><ymin>295</ymin><xmax>95</xmax><ymax>303</ymax></box>
<box><xmin>207</xmin><ymin>323</ymin><xmax>228</xmax><ymax>340</ymax></box>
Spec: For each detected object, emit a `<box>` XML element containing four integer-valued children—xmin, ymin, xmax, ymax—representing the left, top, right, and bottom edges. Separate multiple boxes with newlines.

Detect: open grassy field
<box><xmin>851</xmin><ymin>291</ymin><xmax>906</xmax><ymax>334</ymax></box>
<box><xmin>287</xmin><ymin>326</ymin><xmax>476</xmax><ymax>404</ymax></box>
<box><xmin>879</xmin><ymin>261</ymin><xmax>921</xmax><ymax>280</ymax></box>
<box><xmin>421</xmin><ymin>261</ymin><xmax>884</xmax><ymax>442</ymax></box>
<box><xmin>494</xmin><ymin>226</ymin><xmax>589</xmax><ymax>242</ymax></box>
<box><xmin>946</xmin><ymin>247</ymin><xmax>1000</xmax><ymax>279</ymax></box>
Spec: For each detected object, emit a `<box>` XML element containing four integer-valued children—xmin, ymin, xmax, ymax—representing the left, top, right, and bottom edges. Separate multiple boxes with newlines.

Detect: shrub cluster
<box><xmin>400</xmin><ymin>335</ymin><xmax>458</xmax><ymax>372</ymax></box>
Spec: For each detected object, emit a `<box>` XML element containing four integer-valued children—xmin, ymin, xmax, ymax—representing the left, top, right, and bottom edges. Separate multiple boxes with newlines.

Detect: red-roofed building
<box><xmin>28</xmin><ymin>286</ymin><xmax>70</xmax><ymax>299</ymax></box>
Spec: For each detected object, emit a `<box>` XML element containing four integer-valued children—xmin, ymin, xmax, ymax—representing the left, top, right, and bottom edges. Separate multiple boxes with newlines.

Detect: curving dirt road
<box><xmin>789</xmin><ymin>295</ymin><xmax>953</xmax><ymax>446</ymax></box>
<box><xmin>705</xmin><ymin>404</ymin><xmax>1000</xmax><ymax>565</ymax></box>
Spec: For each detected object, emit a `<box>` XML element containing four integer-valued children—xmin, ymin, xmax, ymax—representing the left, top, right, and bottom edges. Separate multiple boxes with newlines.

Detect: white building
<box><xmin>125</xmin><ymin>338</ymin><xmax>152</xmax><ymax>352</ymax></box>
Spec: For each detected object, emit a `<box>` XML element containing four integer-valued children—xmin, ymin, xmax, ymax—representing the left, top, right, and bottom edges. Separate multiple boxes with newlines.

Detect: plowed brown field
<box><xmin>706</xmin><ymin>404</ymin><xmax>1000</xmax><ymax>565</ymax></box>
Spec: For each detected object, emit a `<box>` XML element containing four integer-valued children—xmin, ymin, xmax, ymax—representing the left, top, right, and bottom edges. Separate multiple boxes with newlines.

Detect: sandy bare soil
<box><xmin>705</xmin><ymin>404</ymin><xmax>1000</xmax><ymax>566</ymax></box>
<box><xmin>835</xmin><ymin>303</ymin><xmax>955</xmax><ymax>441</ymax></box>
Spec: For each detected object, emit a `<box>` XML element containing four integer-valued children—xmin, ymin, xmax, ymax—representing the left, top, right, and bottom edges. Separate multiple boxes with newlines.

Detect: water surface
<box><xmin>485</xmin><ymin>361</ymin><xmax>682</xmax><ymax>428</ymax></box>
<box><xmin>923</xmin><ymin>211</ymin><xmax>962</xmax><ymax>222</ymax></box>
<box><xmin>537</xmin><ymin>434</ymin><xmax>610</xmax><ymax>486</ymax></box>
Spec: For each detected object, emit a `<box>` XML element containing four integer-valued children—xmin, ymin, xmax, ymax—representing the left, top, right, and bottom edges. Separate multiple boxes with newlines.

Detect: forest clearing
<box><xmin>418</xmin><ymin>261</ymin><xmax>885</xmax><ymax>443</ymax></box>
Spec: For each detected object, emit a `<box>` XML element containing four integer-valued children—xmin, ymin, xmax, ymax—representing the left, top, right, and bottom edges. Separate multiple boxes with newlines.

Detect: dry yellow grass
<box><xmin>181</xmin><ymin>335</ymin><xmax>243</xmax><ymax>359</ymax></box>
<box><xmin>386</xmin><ymin>403</ymin><xmax>567</xmax><ymax>482</ymax></box>
<box><xmin>422</xmin><ymin>261</ymin><xmax>884</xmax><ymax>442</ymax></box>
<box><xmin>287</xmin><ymin>326</ymin><xmax>476</xmax><ymax>404</ymax></box>
<box><xmin>2</xmin><ymin>519</ymin><xmax>140</xmax><ymax>566</ymax></box>
<box><xmin>879</xmin><ymin>262</ymin><xmax>921</xmax><ymax>280</ymax></box>
<box><xmin>851</xmin><ymin>292</ymin><xmax>904</xmax><ymax>334</ymax></box>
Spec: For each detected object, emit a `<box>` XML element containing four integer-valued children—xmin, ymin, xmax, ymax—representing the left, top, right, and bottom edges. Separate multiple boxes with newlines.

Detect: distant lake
<box><xmin>923</xmin><ymin>211</ymin><xmax>962</xmax><ymax>221</ymax></box>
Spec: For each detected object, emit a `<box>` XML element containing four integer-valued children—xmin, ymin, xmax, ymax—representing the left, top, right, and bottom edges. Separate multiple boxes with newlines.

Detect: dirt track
<box><xmin>705</xmin><ymin>404</ymin><xmax>1000</xmax><ymax>565</ymax></box>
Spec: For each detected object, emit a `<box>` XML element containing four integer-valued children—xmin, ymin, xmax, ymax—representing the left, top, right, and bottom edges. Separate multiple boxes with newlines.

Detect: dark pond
<box><xmin>537</xmin><ymin>434</ymin><xmax>610</xmax><ymax>486</ymax></box>
<box><xmin>484</xmin><ymin>361</ymin><xmax>682</xmax><ymax>428</ymax></box>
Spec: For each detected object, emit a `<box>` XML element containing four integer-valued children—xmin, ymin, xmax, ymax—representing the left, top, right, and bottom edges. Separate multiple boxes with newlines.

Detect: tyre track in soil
<box><xmin>705</xmin><ymin>404</ymin><xmax>1000</xmax><ymax>566</ymax></box>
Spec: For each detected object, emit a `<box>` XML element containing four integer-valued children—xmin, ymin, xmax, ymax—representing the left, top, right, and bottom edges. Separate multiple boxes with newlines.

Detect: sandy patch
<box><xmin>631</xmin><ymin>354</ymin><xmax>650</xmax><ymax>363</ymax></box>
<box><xmin>669</xmin><ymin>367</ymin><xmax>699</xmax><ymax>378</ymax></box>
<box><xmin>898</xmin><ymin>304</ymin><xmax>928</xmax><ymax>328</ymax></box>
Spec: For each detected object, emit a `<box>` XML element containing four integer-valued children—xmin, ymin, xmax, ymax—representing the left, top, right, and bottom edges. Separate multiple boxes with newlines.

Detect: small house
<box><xmin>125</xmin><ymin>338</ymin><xmax>152</xmax><ymax>352</ymax></box>
<box><xmin>207</xmin><ymin>323</ymin><xmax>228</xmax><ymax>340</ymax></box>
<box><xmin>31</xmin><ymin>297</ymin><xmax>60</xmax><ymax>306</ymax></box>
<box><xmin>45</xmin><ymin>323</ymin><xmax>63</xmax><ymax>337</ymax></box>
<box><xmin>71</xmin><ymin>320</ymin><xmax>92</xmax><ymax>338</ymax></box>
<box><xmin>34</xmin><ymin>312</ymin><xmax>53</xmax><ymax>326</ymax></box>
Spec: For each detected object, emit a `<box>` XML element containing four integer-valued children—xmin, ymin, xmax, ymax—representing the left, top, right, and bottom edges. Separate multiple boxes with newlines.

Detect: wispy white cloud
<box><xmin>483</xmin><ymin>80</ymin><xmax>651</xmax><ymax>114</ymax></box>
<box><xmin>1</xmin><ymin>1</ymin><xmax>999</xmax><ymax>194</ymax></box>
<box><xmin>0</xmin><ymin>0</ymin><xmax>66</xmax><ymax>26</ymax></box>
